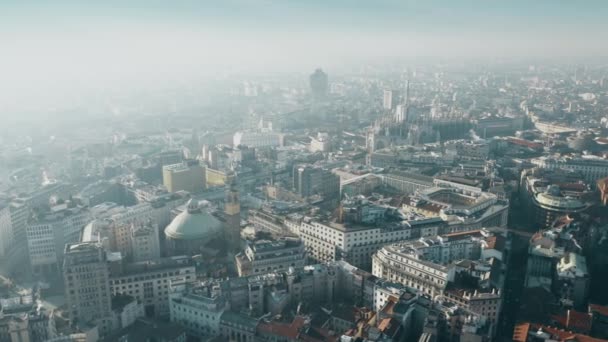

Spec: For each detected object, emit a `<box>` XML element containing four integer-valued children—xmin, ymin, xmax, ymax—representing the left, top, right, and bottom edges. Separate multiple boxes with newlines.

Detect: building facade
<box><xmin>27</xmin><ymin>203</ymin><xmax>90</xmax><ymax>275</ymax></box>
<box><xmin>235</xmin><ymin>237</ymin><xmax>306</xmax><ymax>276</ymax></box>
<box><xmin>63</xmin><ymin>243</ymin><xmax>114</xmax><ymax>335</ymax></box>
<box><xmin>109</xmin><ymin>257</ymin><xmax>196</xmax><ymax>318</ymax></box>
<box><xmin>162</xmin><ymin>160</ymin><xmax>206</xmax><ymax>194</ymax></box>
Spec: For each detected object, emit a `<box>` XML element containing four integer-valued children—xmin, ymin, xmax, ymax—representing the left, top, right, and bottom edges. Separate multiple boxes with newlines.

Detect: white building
<box><xmin>63</xmin><ymin>242</ymin><xmax>114</xmax><ymax>335</ymax></box>
<box><xmin>555</xmin><ymin>252</ymin><xmax>589</xmax><ymax>308</ymax></box>
<box><xmin>109</xmin><ymin>256</ymin><xmax>196</xmax><ymax>317</ymax></box>
<box><xmin>235</xmin><ymin>237</ymin><xmax>306</xmax><ymax>276</ymax></box>
<box><xmin>531</xmin><ymin>155</ymin><xmax>608</xmax><ymax>183</ymax></box>
<box><xmin>408</xmin><ymin>182</ymin><xmax>509</xmax><ymax>230</ymax></box>
<box><xmin>169</xmin><ymin>284</ymin><xmax>227</xmax><ymax>338</ymax></box>
<box><xmin>309</xmin><ymin>132</ymin><xmax>331</xmax><ymax>152</ymax></box>
<box><xmin>131</xmin><ymin>222</ymin><xmax>161</xmax><ymax>262</ymax></box>
<box><xmin>27</xmin><ymin>203</ymin><xmax>91</xmax><ymax>275</ymax></box>
<box><xmin>111</xmin><ymin>295</ymin><xmax>145</xmax><ymax>330</ymax></box>
<box><xmin>372</xmin><ymin>243</ymin><xmax>450</xmax><ymax>298</ymax></box>
<box><xmin>0</xmin><ymin>202</ymin><xmax>13</xmax><ymax>260</ymax></box>
<box><xmin>233</xmin><ymin>130</ymin><xmax>283</xmax><ymax>148</ymax></box>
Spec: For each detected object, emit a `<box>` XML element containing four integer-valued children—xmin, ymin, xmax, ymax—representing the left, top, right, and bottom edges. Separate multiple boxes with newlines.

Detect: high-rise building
<box><xmin>131</xmin><ymin>222</ymin><xmax>161</xmax><ymax>262</ymax></box>
<box><xmin>162</xmin><ymin>160</ymin><xmax>206</xmax><ymax>194</ymax></box>
<box><xmin>309</xmin><ymin>68</ymin><xmax>328</xmax><ymax>99</ymax></box>
<box><xmin>109</xmin><ymin>256</ymin><xmax>196</xmax><ymax>317</ymax></box>
<box><xmin>63</xmin><ymin>242</ymin><xmax>113</xmax><ymax>335</ymax></box>
<box><xmin>383</xmin><ymin>89</ymin><xmax>400</xmax><ymax>110</ymax></box>
<box><xmin>0</xmin><ymin>201</ymin><xmax>13</xmax><ymax>261</ymax></box>
<box><xmin>224</xmin><ymin>179</ymin><xmax>241</xmax><ymax>252</ymax></box>
<box><xmin>309</xmin><ymin>132</ymin><xmax>331</xmax><ymax>152</ymax></box>
<box><xmin>292</xmin><ymin>165</ymin><xmax>340</xmax><ymax>200</ymax></box>
<box><xmin>27</xmin><ymin>202</ymin><xmax>90</xmax><ymax>276</ymax></box>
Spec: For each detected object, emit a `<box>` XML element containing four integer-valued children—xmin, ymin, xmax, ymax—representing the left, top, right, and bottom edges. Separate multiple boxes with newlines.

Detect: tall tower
<box><xmin>310</xmin><ymin>68</ymin><xmax>328</xmax><ymax>100</ymax></box>
<box><xmin>224</xmin><ymin>177</ymin><xmax>241</xmax><ymax>252</ymax></box>
<box><xmin>63</xmin><ymin>242</ymin><xmax>113</xmax><ymax>335</ymax></box>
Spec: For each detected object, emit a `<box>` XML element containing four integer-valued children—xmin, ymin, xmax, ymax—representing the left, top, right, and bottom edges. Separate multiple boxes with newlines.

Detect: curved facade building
<box><xmin>164</xmin><ymin>200</ymin><xmax>223</xmax><ymax>256</ymax></box>
<box><xmin>532</xmin><ymin>185</ymin><xmax>587</xmax><ymax>228</ymax></box>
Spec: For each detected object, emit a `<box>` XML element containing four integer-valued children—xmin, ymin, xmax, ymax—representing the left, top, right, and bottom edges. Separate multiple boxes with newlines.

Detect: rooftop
<box><xmin>164</xmin><ymin>199</ymin><xmax>222</xmax><ymax>241</ymax></box>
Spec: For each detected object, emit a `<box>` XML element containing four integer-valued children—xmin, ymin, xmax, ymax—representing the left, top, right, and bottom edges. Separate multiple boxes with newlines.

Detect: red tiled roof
<box><xmin>257</xmin><ymin>316</ymin><xmax>306</xmax><ymax>339</ymax></box>
<box><xmin>551</xmin><ymin>310</ymin><xmax>592</xmax><ymax>333</ymax></box>
<box><xmin>589</xmin><ymin>303</ymin><xmax>608</xmax><ymax>317</ymax></box>
<box><xmin>567</xmin><ymin>310</ymin><xmax>592</xmax><ymax>333</ymax></box>
<box><xmin>507</xmin><ymin>137</ymin><xmax>544</xmax><ymax>150</ymax></box>
<box><xmin>484</xmin><ymin>235</ymin><xmax>506</xmax><ymax>251</ymax></box>
<box><xmin>557</xmin><ymin>183</ymin><xmax>587</xmax><ymax>192</ymax></box>
<box><xmin>517</xmin><ymin>323</ymin><xmax>607</xmax><ymax>342</ymax></box>
<box><xmin>444</xmin><ymin>230</ymin><xmax>481</xmax><ymax>239</ymax></box>
<box><xmin>513</xmin><ymin>322</ymin><xmax>530</xmax><ymax>342</ymax></box>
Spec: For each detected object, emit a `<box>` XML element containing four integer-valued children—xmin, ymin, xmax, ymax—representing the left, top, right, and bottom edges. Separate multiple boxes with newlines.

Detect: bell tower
<box><xmin>224</xmin><ymin>176</ymin><xmax>241</xmax><ymax>252</ymax></box>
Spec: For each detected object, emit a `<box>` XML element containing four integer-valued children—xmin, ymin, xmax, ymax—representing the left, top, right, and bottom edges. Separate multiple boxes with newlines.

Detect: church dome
<box><xmin>164</xmin><ymin>199</ymin><xmax>222</xmax><ymax>241</ymax></box>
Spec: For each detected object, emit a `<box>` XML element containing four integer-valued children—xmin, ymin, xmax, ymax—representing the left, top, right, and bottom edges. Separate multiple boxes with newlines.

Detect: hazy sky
<box><xmin>1</xmin><ymin>0</ymin><xmax>607</xmax><ymax>114</ymax></box>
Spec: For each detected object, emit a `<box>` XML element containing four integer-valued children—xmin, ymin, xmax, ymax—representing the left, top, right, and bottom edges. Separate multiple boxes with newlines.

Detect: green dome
<box><xmin>164</xmin><ymin>200</ymin><xmax>222</xmax><ymax>241</ymax></box>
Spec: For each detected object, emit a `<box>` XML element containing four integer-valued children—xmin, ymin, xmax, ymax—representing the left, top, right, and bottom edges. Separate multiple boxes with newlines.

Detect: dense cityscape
<box><xmin>1</xmin><ymin>61</ymin><xmax>608</xmax><ymax>342</ymax></box>
<box><xmin>2</xmin><ymin>1</ymin><xmax>608</xmax><ymax>342</ymax></box>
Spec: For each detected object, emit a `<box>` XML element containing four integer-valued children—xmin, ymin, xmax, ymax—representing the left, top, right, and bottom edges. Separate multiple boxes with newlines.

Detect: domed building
<box><xmin>164</xmin><ymin>199</ymin><xmax>223</xmax><ymax>256</ymax></box>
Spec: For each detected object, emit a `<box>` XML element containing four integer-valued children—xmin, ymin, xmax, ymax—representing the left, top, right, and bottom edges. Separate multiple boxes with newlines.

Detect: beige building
<box><xmin>163</xmin><ymin>161</ymin><xmax>206</xmax><ymax>194</ymax></box>
<box><xmin>235</xmin><ymin>237</ymin><xmax>306</xmax><ymax>276</ymax></box>
<box><xmin>63</xmin><ymin>242</ymin><xmax>114</xmax><ymax>335</ymax></box>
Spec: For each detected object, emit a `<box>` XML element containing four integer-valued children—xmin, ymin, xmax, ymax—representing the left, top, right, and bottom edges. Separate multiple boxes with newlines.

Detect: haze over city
<box><xmin>1</xmin><ymin>1</ymin><xmax>608</xmax><ymax>342</ymax></box>
<box><xmin>2</xmin><ymin>0</ymin><xmax>608</xmax><ymax>121</ymax></box>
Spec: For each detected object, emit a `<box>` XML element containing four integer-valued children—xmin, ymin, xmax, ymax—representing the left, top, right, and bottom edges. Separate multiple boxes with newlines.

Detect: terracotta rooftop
<box><xmin>589</xmin><ymin>303</ymin><xmax>608</xmax><ymax>317</ymax></box>
<box><xmin>484</xmin><ymin>235</ymin><xmax>506</xmax><ymax>251</ymax></box>
<box><xmin>514</xmin><ymin>322</ymin><xmax>606</xmax><ymax>342</ymax></box>
<box><xmin>507</xmin><ymin>137</ymin><xmax>544</xmax><ymax>150</ymax></box>
<box><xmin>551</xmin><ymin>309</ymin><xmax>592</xmax><ymax>334</ymax></box>
<box><xmin>512</xmin><ymin>322</ymin><xmax>530</xmax><ymax>342</ymax></box>
<box><xmin>257</xmin><ymin>316</ymin><xmax>306</xmax><ymax>339</ymax></box>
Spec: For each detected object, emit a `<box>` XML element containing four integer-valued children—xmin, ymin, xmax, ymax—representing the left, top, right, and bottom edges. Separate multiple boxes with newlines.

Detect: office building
<box><xmin>531</xmin><ymin>155</ymin><xmax>608</xmax><ymax>183</ymax></box>
<box><xmin>555</xmin><ymin>252</ymin><xmax>590</xmax><ymax>309</ymax></box>
<box><xmin>372</xmin><ymin>243</ymin><xmax>449</xmax><ymax>298</ymax></box>
<box><xmin>156</xmin><ymin>150</ymin><xmax>183</xmax><ymax>167</ymax></box>
<box><xmin>381</xmin><ymin>170</ymin><xmax>434</xmax><ymax>195</ymax></box>
<box><xmin>235</xmin><ymin>237</ymin><xmax>306</xmax><ymax>276</ymax></box>
<box><xmin>169</xmin><ymin>283</ymin><xmax>227</xmax><ymax>338</ymax></box>
<box><xmin>131</xmin><ymin>222</ymin><xmax>161</xmax><ymax>262</ymax></box>
<box><xmin>233</xmin><ymin>130</ymin><xmax>283</xmax><ymax>148</ymax></box>
<box><xmin>27</xmin><ymin>202</ymin><xmax>90</xmax><ymax>276</ymax></box>
<box><xmin>371</xmin><ymin>230</ymin><xmax>491</xmax><ymax>298</ymax></box>
<box><xmin>162</xmin><ymin>160</ymin><xmax>206</xmax><ymax>194</ymax></box>
<box><xmin>63</xmin><ymin>242</ymin><xmax>114</xmax><ymax>335</ymax></box>
<box><xmin>9</xmin><ymin>199</ymin><xmax>30</xmax><ymax>267</ymax></box>
<box><xmin>383</xmin><ymin>89</ymin><xmax>399</xmax><ymax>110</ymax></box>
<box><xmin>292</xmin><ymin>164</ymin><xmax>340</xmax><ymax>200</ymax></box>
<box><xmin>296</xmin><ymin>197</ymin><xmax>448</xmax><ymax>270</ymax></box>
<box><xmin>109</xmin><ymin>256</ymin><xmax>196</xmax><ymax>318</ymax></box>
<box><xmin>525</xmin><ymin>231</ymin><xmax>565</xmax><ymax>290</ymax></box>
<box><xmin>309</xmin><ymin>132</ymin><xmax>331</xmax><ymax>152</ymax></box>
<box><xmin>309</xmin><ymin>68</ymin><xmax>328</xmax><ymax>99</ymax></box>
<box><xmin>0</xmin><ymin>201</ymin><xmax>13</xmax><ymax>261</ymax></box>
